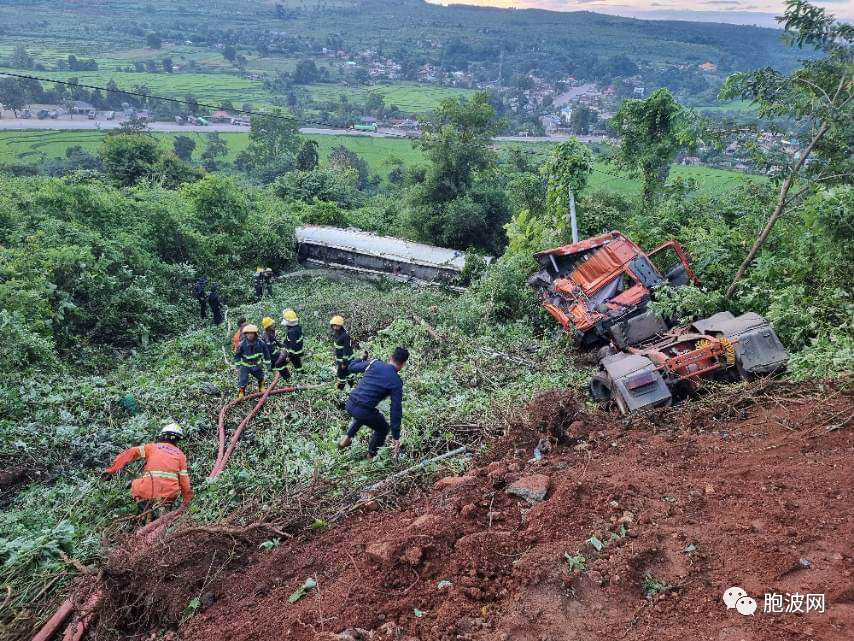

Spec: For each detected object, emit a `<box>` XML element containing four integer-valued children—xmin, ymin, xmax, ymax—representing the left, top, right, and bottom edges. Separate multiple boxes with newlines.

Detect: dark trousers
<box><xmin>271</xmin><ymin>352</ymin><xmax>290</xmax><ymax>381</ymax></box>
<box><xmin>346</xmin><ymin>398</ymin><xmax>390</xmax><ymax>456</ymax></box>
<box><xmin>288</xmin><ymin>353</ymin><xmax>303</xmax><ymax>371</ymax></box>
<box><xmin>197</xmin><ymin>297</ymin><xmax>207</xmax><ymax>319</ymax></box>
<box><xmin>336</xmin><ymin>361</ymin><xmax>355</xmax><ymax>390</ymax></box>
<box><xmin>237</xmin><ymin>365</ymin><xmax>264</xmax><ymax>388</ymax></box>
<box><xmin>211</xmin><ymin>303</ymin><xmax>223</xmax><ymax>325</ymax></box>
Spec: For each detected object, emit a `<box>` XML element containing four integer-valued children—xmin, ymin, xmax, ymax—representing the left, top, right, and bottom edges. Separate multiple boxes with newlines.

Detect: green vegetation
<box><xmin>0</xmin><ymin>4</ymin><xmax>850</xmax><ymax>639</ymax></box>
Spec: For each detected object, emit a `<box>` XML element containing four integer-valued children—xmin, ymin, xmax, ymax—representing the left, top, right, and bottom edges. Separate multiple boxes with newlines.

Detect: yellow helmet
<box><xmin>243</xmin><ymin>324</ymin><xmax>259</xmax><ymax>334</ymax></box>
<box><xmin>330</xmin><ymin>315</ymin><xmax>345</xmax><ymax>326</ymax></box>
<box><xmin>255</xmin><ymin>266</ymin><xmax>264</xmax><ymax>273</ymax></box>
<box><xmin>261</xmin><ymin>316</ymin><xmax>275</xmax><ymax>330</ymax></box>
<box><xmin>283</xmin><ymin>308</ymin><xmax>299</xmax><ymax>324</ymax></box>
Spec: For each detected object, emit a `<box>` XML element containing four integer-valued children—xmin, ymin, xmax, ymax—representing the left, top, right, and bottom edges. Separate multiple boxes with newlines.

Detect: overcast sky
<box><xmin>426</xmin><ymin>1</ymin><xmax>854</xmax><ymax>26</ymax></box>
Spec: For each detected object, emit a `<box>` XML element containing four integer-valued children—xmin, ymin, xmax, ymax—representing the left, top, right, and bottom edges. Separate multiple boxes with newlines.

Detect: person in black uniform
<box><xmin>261</xmin><ymin>316</ymin><xmax>290</xmax><ymax>381</ymax></box>
<box><xmin>208</xmin><ymin>284</ymin><xmax>223</xmax><ymax>326</ymax></box>
<box><xmin>282</xmin><ymin>308</ymin><xmax>304</xmax><ymax>374</ymax></box>
<box><xmin>330</xmin><ymin>315</ymin><xmax>354</xmax><ymax>390</ymax></box>
<box><xmin>193</xmin><ymin>277</ymin><xmax>208</xmax><ymax>319</ymax></box>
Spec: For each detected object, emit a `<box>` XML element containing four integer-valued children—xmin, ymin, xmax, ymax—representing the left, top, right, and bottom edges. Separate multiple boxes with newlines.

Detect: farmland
<box><xmin>0</xmin><ymin>129</ymin><xmax>761</xmax><ymax>196</ymax></box>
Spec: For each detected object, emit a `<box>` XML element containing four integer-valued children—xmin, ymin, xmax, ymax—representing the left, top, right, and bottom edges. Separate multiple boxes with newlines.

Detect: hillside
<box><xmin>84</xmin><ymin>381</ymin><xmax>854</xmax><ymax>641</ymax></box>
<box><xmin>0</xmin><ymin>0</ymin><xmax>804</xmax><ymax>75</ymax></box>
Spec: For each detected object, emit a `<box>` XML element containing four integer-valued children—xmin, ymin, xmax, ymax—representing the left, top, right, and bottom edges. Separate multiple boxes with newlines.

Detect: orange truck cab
<box><xmin>528</xmin><ymin>231</ymin><xmax>699</xmax><ymax>348</ymax></box>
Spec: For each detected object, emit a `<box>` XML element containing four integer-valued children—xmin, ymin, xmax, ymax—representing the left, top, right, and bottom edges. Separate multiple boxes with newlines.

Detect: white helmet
<box><xmin>160</xmin><ymin>422</ymin><xmax>184</xmax><ymax>438</ymax></box>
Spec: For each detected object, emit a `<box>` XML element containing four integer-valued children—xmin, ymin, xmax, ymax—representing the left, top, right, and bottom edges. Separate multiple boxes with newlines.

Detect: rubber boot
<box><xmin>238</xmin><ymin>387</ymin><xmax>246</xmax><ymax>400</ymax></box>
<box><xmin>338</xmin><ymin>435</ymin><xmax>352</xmax><ymax>449</ymax></box>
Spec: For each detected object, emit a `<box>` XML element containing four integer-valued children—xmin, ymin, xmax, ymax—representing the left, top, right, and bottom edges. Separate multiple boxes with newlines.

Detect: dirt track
<box><xmin>104</xmin><ymin>382</ymin><xmax>853</xmax><ymax>641</ymax></box>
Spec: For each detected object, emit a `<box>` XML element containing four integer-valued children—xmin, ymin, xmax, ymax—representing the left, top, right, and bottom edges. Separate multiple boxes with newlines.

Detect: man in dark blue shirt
<box><xmin>338</xmin><ymin>347</ymin><xmax>409</xmax><ymax>458</ymax></box>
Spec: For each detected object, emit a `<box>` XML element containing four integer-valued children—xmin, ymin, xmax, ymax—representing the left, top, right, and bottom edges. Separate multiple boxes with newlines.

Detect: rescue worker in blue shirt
<box><xmin>233</xmin><ymin>323</ymin><xmax>271</xmax><ymax>399</ymax></box>
<box><xmin>337</xmin><ymin>347</ymin><xmax>409</xmax><ymax>459</ymax></box>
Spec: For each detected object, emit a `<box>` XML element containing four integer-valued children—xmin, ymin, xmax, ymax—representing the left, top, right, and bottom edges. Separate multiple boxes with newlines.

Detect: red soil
<box><xmin>174</xmin><ymin>383</ymin><xmax>853</xmax><ymax>641</ymax></box>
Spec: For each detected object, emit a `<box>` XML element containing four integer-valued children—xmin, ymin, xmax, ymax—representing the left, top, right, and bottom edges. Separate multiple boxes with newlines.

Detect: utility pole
<box><xmin>568</xmin><ymin>190</ymin><xmax>578</xmax><ymax>243</ymax></box>
<box><xmin>498</xmin><ymin>48</ymin><xmax>504</xmax><ymax>87</ymax></box>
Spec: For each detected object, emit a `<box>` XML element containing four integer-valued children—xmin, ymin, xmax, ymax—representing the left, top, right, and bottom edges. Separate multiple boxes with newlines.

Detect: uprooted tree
<box><xmin>721</xmin><ymin>0</ymin><xmax>853</xmax><ymax>297</ymax></box>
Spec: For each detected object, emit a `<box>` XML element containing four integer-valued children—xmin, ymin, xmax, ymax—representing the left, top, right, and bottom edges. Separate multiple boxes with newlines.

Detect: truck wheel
<box><xmin>589</xmin><ymin>374</ymin><xmax>612</xmax><ymax>403</ymax></box>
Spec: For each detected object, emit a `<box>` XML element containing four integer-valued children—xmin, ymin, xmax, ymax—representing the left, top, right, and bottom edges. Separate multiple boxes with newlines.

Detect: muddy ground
<box><xmin>106</xmin><ymin>382</ymin><xmax>853</xmax><ymax>641</ymax></box>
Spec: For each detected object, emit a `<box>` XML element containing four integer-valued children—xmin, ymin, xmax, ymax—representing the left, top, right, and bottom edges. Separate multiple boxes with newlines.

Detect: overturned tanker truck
<box><xmin>529</xmin><ymin>231</ymin><xmax>788</xmax><ymax>414</ymax></box>
<box><xmin>295</xmin><ymin>225</ymin><xmax>484</xmax><ymax>289</ymax></box>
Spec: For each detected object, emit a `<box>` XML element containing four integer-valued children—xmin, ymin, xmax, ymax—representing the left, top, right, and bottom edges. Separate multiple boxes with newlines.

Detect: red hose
<box><xmin>31</xmin><ymin>599</ymin><xmax>74</xmax><ymax>641</ymax></box>
<box><xmin>31</xmin><ymin>371</ymin><xmax>327</xmax><ymax>640</ymax></box>
<box><xmin>62</xmin><ymin>591</ymin><xmax>103</xmax><ymax>641</ymax></box>
<box><xmin>208</xmin><ymin>372</ymin><xmax>283</xmax><ymax>480</ymax></box>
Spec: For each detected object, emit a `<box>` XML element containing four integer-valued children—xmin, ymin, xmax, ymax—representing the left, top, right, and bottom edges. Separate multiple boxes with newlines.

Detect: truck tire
<box><xmin>589</xmin><ymin>374</ymin><xmax>612</xmax><ymax>403</ymax></box>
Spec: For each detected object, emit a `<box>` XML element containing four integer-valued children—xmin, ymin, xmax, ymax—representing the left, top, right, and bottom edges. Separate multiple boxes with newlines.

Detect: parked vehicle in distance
<box><xmin>231</xmin><ymin>118</ymin><xmax>250</xmax><ymax>126</ymax></box>
<box><xmin>105</xmin><ymin>111</ymin><xmax>115</xmax><ymax>120</ymax></box>
<box><xmin>87</xmin><ymin>109</ymin><xmax>96</xmax><ymax>119</ymax></box>
<box><xmin>36</xmin><ymin>109</ymin><xmax>50</xmax><ymax>119</ymax></box>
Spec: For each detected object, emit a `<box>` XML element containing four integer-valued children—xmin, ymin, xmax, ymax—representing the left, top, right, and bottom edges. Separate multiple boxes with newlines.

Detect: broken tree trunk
<box><xmin>725</xmin><ymin>122</ymin><xmax>829</xmax><ymax>298</ymax></box>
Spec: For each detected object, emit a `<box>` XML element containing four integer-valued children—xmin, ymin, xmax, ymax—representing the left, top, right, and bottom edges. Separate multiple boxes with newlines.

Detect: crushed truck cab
<box><xmin>590</xmin><ymin>312</ymin><xmax>789</xmax><ymax>415</ymax></box>
<box><xmin>528</xmin><ymin>231</ymin><xmax>699</xmax><ymax>347</ymax></box>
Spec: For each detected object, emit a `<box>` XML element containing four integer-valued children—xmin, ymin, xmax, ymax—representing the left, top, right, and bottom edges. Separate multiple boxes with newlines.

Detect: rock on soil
<box><xmin>122</xmin><ymin>382</ymin><xmax>852</xmax><ymax>641</ymax></box>
<box><xmin>506</xmin><ymin>474</ymin><xmax>551</xmax><ymax>504</ymax></box>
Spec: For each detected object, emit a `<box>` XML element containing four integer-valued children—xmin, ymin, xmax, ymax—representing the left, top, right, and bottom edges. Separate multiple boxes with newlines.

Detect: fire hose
<box><xmin>32</xmin><ymin>371</ymin><xmax>327</xmax><ymax>641</ymax></box>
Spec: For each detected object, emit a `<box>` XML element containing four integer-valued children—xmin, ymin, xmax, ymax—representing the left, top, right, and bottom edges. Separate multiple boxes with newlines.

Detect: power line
<box><xmin>0</xmin><ymin>71</ymin><xmax>294</xmax><ymax>121</ymax></box>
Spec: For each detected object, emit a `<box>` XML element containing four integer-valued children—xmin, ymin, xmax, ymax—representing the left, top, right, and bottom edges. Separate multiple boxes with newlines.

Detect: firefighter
<box><xmin>338</xmin><ymin>347</ymin><xmax>409</xmax><ymax>459</ymax></box>
<box><xmin>231</xmin><ymin>317</ymin><xmax>247</xmax><ymax>353</ymax></box>
<box><xmin>263</xmin><ymin>267</ymin><xmax>274</xmax><ymax>296</ymax></box>
<box><xmin>330</xmin><ymin>315</ymin><xmax>354</xmax><ymax>390</ymax></box>
<box><xmin>102</xmin><ymin>423</ymin><xmax>192</xmax><ymax>519</ymax></box>
<box><xmin>208</xmin><ymin>283</ymin><xmax>223</xmax><ymax>326</ymax></box>
<box><xmin>282</xmin><ymin>309</ymin><xmax>304</xmax><ymax>373</ymax></box>
<box><xmin>193</xmin><ymin>277</ymin><xmax>208</xmax><ymax>320</ymax></box>
<box><xmin>234</xmin><ymin>323</ymin><xmax>270</xmax><ymax>398</ymax></box>
<box><xmin>261</xmin><ymin>316</ymin><xmax>290</xmax><ymax>381</ymax></box>
<box><xmin>254</xmin><ymin>267</ymin><xmax>265</xmax><ymax>299</ymax></box>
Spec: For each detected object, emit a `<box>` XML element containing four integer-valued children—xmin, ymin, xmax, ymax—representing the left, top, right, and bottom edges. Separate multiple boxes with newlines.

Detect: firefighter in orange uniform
<box><xmin>102</xmin><ymin>423</ymin><xmax>193</xmax><ymax>518</ymax></box>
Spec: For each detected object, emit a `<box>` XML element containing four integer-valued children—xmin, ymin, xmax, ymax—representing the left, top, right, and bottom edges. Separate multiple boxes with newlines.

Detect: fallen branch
<box><xmin>171</xmin><ymin>522</ymin><xmax>294</xmax><ymax>540</ymax></box>
<box><xmin>369</xmin><ymin>446</ymin><xmax>467</xmax><ymax>492</ymax></box>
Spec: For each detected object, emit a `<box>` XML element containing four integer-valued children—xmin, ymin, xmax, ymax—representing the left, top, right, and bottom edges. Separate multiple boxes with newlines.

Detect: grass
<box><xmin>0</xmin><ymin>276</ymin><xmax>580</xmax><ymax>630</ymax></box>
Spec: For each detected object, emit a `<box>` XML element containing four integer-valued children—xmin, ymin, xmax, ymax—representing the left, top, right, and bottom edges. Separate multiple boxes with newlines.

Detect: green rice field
<box><xmin>0</xmin><ymin>129</ymin><xmax>760</xmax><ymax>196</ymax></box>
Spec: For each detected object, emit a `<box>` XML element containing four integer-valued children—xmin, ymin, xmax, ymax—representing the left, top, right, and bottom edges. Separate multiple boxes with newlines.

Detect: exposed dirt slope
<box><xmin>132</xmin><ymin>383</ymin><xmax>854</xmax><ymax>641</ymax></box>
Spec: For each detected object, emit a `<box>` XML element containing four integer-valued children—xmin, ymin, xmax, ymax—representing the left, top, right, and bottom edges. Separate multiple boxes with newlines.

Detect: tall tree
<box><xmin>234</xmin><ymin>109</ymin><xmax>301</xmax><ymax>179</ymax></box>
<box><xmin>0</xmin><ymin>78</ymin><xmax>28</xmax><ymax>117</ymax></box>
<box><xmin>173</xmin><ymin>135</ymin><xmax>196</xmax><ymax>162</ymax></box>
<box><xmin>296</xmin><ymin>140</ymin><xmax>319</xmax><ymax>171</ymax></box>
<box><xmin>201</xmin><ymin>132</ymin><xmax>229</xmax><ymax>171</ymax></box>
<box><xmin>609</xmin><ymin>88</ymin><xmax>697</xmax><ymax>204</ymax></box>
<box><xmin>407</xmin><ymin>91</ymin><xmax>510</xmax><ymax>252</ymax></box>
<box><xmin>542</xmin><ymin>138</ymin><xmax>593</xmax><ymax>242</ymax></box>
<box><xmin>721</xmin><ymin>0</ymin><xmax>853</xmax><ymax>296</ymax></box>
